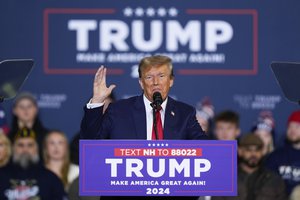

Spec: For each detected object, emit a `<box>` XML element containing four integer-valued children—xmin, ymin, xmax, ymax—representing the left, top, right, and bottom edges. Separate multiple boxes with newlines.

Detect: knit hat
<box><xmin>287</xmin><ymin>110</ymin><xmax>300</xmax><ymax>125</ymax></box>
<box><xmin>239</xmin><ymin>134</ymin><xmax>264</xmax><ymax>149</ymax></box>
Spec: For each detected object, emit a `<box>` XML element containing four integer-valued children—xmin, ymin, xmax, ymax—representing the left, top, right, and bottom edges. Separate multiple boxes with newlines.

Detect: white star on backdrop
<box><xmin>135</xmin><ymin>7</ymin><xmax>144</xmax><ymax>17</ymax></box>
<box><xmin>123</xmin><ymin>7</ymin><xmax>133</xmax><ymax>17</ymax></box>
<box><xmin>157</xmin><ymin>7</ymin><xmax>167</xmax><ymax>17</ymax></box>
<box><xmin>146</xmin><ymin>7</ymin><xmax>155</xmax><ymax>17</ymax></box>
<box><xmin>168</xmin><ymin>7</ymin><xmax>178</xmax><ymax>17</ymax></box>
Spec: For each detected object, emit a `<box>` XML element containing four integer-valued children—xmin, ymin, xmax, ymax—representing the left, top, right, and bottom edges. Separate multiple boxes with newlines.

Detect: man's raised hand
<box><xmin>91</xmin><ymin>66</ymin><xmax>116</xmax><ymax>103</ymax></box>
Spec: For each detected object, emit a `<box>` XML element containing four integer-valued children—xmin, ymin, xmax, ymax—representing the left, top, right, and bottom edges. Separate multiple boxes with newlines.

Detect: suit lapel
<box><xmin>132</xmin><ymin>95</ymin><xmax>147</xmax><ymax>139</ymax></box>
<box><xmin>164</xmin><ymin>97</ymin><xmax>178</xmax><ymax>139</ymax></box>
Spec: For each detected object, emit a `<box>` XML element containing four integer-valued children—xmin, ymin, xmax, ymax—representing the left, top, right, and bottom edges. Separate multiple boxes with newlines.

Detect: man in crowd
<box><xmin>0</xmin><ymin>127</ymin><xmax>67</xmax><ymax>200</ymax></box>
<box><xmin>212</xmin><ymin>134</ymin><xmax>286</xmax><ymax>200</ymax></box>
<box><xmin>266</xmin><ymin>110</ymin><xmax>300</xmax><ymax>196</ymax></box>
<box><xmin>214</xmin><ymin>110</ymin><xmax>240</xmax><ymax>140</ymax></box>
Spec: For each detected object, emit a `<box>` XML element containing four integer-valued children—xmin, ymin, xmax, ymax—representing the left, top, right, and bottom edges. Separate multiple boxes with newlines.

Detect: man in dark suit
<box><xmin>80</xmin><ymin>55</ymin><xmax>206</xmax><ymax>200</ymax></box>
<box><xmin>80</xmin><ymin>55</ymin><xmax>207</xmax><ymax>140</ymax></box>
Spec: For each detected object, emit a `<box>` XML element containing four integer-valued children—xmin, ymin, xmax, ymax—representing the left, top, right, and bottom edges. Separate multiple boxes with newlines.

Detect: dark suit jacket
<box><xmin>80</xmin><ymin>95</ymin><xmax>207</xmax><ymax>140</ymax></box>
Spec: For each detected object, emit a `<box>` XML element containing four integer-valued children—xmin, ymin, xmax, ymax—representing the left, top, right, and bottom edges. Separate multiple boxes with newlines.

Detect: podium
<box><xmin>79</xmin><ymin>140</ymin><xmax>237</xmax><ymax>196</ymax></box>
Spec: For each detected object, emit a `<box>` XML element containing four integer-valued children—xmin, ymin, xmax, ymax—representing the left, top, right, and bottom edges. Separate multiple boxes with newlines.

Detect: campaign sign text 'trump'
<box><xmin>79</xmin><ymin>140</ymin><xmax>237</xmax><ymax>196</ymax></box>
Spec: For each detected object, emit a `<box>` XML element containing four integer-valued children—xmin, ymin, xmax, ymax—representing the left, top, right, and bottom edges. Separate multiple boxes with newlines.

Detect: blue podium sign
<box><xmin>79</xmin><ymin>140</ymin><xmax>237</xmax><ymax>196</ymax></box>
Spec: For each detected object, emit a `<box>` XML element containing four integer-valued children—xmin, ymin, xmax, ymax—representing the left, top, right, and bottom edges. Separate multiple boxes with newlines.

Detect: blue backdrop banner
<box><xmin>1</xmin><ymin>1</ymin><xmax>300</xmax><ymax>144</ymax></box>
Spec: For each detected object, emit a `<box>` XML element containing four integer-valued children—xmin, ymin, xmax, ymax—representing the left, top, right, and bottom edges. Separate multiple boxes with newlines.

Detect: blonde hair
<box><xmin>43</xmin><ymin>130</ymin><xmax>70</xmax><ymax>188</ymax></box>
<box><xmin>138</xmin><ymin>55</ymin><xmax>174</xmax><ymax>78</ymax></box>
<box><xmin>290</xmin><ymin>185</ymin><xmax>300</xmax><ymax>200</ymax></box>
<box><xmin>0</xmin><ymin>133</ymin><xmax>11</xmax><ymax>167</ymax></box>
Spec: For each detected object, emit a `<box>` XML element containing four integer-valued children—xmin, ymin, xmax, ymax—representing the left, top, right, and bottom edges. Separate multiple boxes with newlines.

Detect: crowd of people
<box><xmin>0</xmin><ymin>92</ymin><xmax>299</xmax><ymax>200</ymax></box>
<box><xmin>196</xmin><ymin>99</ymin><xmax>300</xmax><ymax>200</ymax></box>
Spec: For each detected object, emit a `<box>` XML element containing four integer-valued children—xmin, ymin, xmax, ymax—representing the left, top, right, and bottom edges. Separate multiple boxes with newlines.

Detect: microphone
<box><xmin>151</xmin><ymin>92</ymin><xmax>163</xmax><ymax>140</ymax></box>
<box><xmin>151</xmin><ymin>92</ymin><xmax>163</xmax><ymax>110</ymax></box>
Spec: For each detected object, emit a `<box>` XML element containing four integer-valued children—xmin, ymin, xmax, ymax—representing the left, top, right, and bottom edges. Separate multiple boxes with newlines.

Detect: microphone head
<box><xmin>152</xmin><ymin>92</ymin><xmax>163</xmax><ymax>106</ymax></box>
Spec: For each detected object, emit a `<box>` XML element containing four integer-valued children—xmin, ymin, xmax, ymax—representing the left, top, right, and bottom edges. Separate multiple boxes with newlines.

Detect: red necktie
<box><xmin>152</xmin><ymin>107</ymin><xmax>164</xmax><ymax>140</ymax></box>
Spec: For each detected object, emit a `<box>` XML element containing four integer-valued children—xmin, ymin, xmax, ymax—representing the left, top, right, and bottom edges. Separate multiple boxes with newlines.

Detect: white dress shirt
<box><xmin>86</xmin><ymin>95</ymin><xmax>168</xmax><ymax>140</ymax></box>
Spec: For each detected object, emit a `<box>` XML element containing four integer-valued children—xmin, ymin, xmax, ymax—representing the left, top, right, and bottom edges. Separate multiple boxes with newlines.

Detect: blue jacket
<box><xmin>265</xmin><ymin>144</ymin><xmax>300</xmax><ymax>195</ymax></box>
<box><xmin>80</xmin><ymin>95</ymin><xmax>207</xmax><ymax>140</ymax></box>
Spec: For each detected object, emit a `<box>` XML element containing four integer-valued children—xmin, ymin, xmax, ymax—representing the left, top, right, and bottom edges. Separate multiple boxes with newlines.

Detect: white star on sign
<box><xmin>168</xmin><ymin>7</ymin><xmax>178</xmax><ymax>17</ymax></box>
<box><xmin>135</xmin><ymin>7</ymin><xmax>144</xmax><ymax>17</ymax></box>
<box><xmin>123</xmin><ymin>7</ymin><xmax>133</xmax><ymax>17</ymax></box>
<box><xmin>146</xmin><ymin>7</ymin><xmax>155</xmax><ymax>17</ymax></box>
<box><xmin>157</xmin><ymin>7</ymin><xmax>167</xmax><ymax>17</ymax></box>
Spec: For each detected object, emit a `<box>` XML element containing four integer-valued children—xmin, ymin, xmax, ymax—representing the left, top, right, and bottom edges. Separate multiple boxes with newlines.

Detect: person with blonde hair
<box><xmin>44</xmin><ymin>130</ymin><xmax>79</xmax><ymax>190</ymax></box>
<box><xmin>0</xmin><ymin>133</ymin><xmax>11</xmax><ymax>167</ymax></box>
<box><xmin>290</xmin><ymin>185</ymin><xmax>300</xmax><ymax>200</ymax></box>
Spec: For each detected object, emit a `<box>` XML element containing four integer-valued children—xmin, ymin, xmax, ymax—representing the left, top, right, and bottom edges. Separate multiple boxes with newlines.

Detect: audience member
<box><xmin>214</xmin><ymin>110</ymin><xmax>240</xmax><ymax>140</ymax></box>
<box><xmin>0</xmin><ymin>133</ymin><xmax>11</xmax><ymax>168</ymax></box>
<box><xmin>212</xmin><ymin>134</ymin><xmax>286</xmax><ymax>200</ymax></box>
<box><xmin>9</xmin><ymin>92</ymin><xmax>48</xmax><ymax>158</ymax></box>
<box><xmin>196</xmin><ymin>97</ymin><xmax>214</xmax><ymax>134</ymax></box>
<box><xmin>266</xmin><ymin>110</ymin><xmax>300</xmax><ymax>196</ymax></box>
<box><xmin>44</xmin><ymin>130</ymin><xmax>79</xmax><ymax>190</ymax></box>
<box><xmin>0</xmin><ymin>127</ymin><xmax>67</xmax><ymax>199</ymax></box>
<box><xmin>251</xmin><ymin>110</ymin><xmax>275</xmax><ymax>155</ymax></box>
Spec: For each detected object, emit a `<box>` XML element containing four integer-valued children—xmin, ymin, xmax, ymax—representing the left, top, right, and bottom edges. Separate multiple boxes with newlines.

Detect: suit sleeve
<box><xmin>186</xmin><ymin>108</ymin><xmax>208</xmax><ymax>140</ymax></box>
<box><xmin>80</xmin><ymin>105</ymin><xmax>112</xmax><ymax>139</ymax></box>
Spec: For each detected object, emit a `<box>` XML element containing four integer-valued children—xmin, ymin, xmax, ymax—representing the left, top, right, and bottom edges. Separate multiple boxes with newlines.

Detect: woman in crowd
<box><xmin>9</xmin><ymin>92</ymin><xmax>48</xmax><ymax>157</ymax></box>
<box><xmin>0</xmin><ymin>133</ymin><xmax>11</xmax><ymax>168</ymax></box>
<box><xmin>44</xmin><ymin>130</ymin><xmax>79</xmax><ymax>190</ymax></box>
